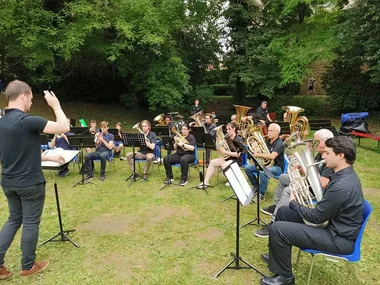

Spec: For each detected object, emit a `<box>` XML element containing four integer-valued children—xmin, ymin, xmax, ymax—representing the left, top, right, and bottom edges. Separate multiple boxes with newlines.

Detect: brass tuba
<box><xmin>285</xmin><ymin>140</ymin><xmax>327</xmax><ymax>228</ymax></box>
<box><xmin>171</xmin><ymin>126</ymin><xmax>189</xmax><ymax>151</ymax></box>
<box><xmin>282</xmin><ymin>106</ymin><xmax>309</xmax><ymax>140</ymax></box>
<box><xmin>132</xmin><ymin>122</ymin><xmax>150</xmax><ymax>145</ymax></box>
<box><xmin>153</xmin><ymin>113</ymin><xmax>166</xmax><ymax>126</ymax></box>
<box><xmin>234</xmin><ymin>104</ymin><xmax>254</xmax><ymax>140</ymax></box>
<box><xmin>246</xmin><ymin>126</ymin><xmax>274</xmax><ymax>167</ymax></box>
<box><xmin>214</xmin><ymin>125</ymin><xmax>231</xmax><ymax>159</ymax></box>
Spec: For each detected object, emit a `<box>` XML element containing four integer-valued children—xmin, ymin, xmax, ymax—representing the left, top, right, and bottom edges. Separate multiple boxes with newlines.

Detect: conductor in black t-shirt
<box><xmin>0</xmin><ymin>80</ymin><xmax>70</xmax><ymax>279</ymax></box>
<box><xmin>163</xmin><ymin>124</ymin><xmax>196</xmax><ymax>186</ymax></box>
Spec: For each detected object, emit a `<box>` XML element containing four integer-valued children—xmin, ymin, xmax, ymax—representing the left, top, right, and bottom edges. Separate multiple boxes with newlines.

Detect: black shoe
<box><xmin>179</xmin><ymin>180</ymin><xmax>188</xmax><ymax>186</ymax></box>
<box><xmin>85</xmin><ymin>174</ymin><xmax>94</xmax><ymax>181</ymax></box>
<box><xmin>255</xmin><ymin>222</ymin><xmax>272</xmax><ymax>238</ymax></box>
<box><xmin>261</xmin><ymin>205</ymin><xmax>276</xmax><ymax>216</ymax></box>
<box><xmin>260</xmin><ymin>274</ymin><xmax>295</xmax><ymax>285</ymax></box>
<box><xmin>164</xmin><ymin>177</ymin><xmax>174</xmax><ymax>184</ymax></box>
<box><xmin>261</xmin><ymin>253</ymin><xmax>269</xmax><ymax>264</ymax></box>
<box><xmin>100</xmin><ymin>174</ymin><xmax>105</xmax><ymax>181</ymax></box>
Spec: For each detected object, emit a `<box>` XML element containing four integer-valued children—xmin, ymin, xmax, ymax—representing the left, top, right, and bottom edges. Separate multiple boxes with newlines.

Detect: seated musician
<box><xmin>231</xmin><ymin>114</ymin><xmax>236</xmax><ymax>123</ymax></box>
<box><xmin>126</xmin><ymin>120</ymin><xmax>156</xmax><ymax>180</ymax></box>
<box><xmin>50</xmin><ymin>132</ymin><xmax>72</xmax><ymax>177</ymax></box>
<box><xmin>84</xmin><ymin>121</ymin><xmax>114</xmax><ymax>182</ymax></box>
<box><xmin>255</xmin><ymin>129</ymin><xmax>334</xmax><ymax>238</ymax></box>
<box><xmin>163</xmin><ymin>124</ymin><xmax>196</xmax><ymax>186</ymax></box>
<box><xmin>113</xmin><ymin>122</ymin><xmax>124</xmax><ymax>159</ymax></box>
<box><xmin>204</xmin><ymin>113</ymin><xmax>217</xmax><ymax>165</ymax></box>
<box><xmin>86</xmin><ymin>119</ymin><xmax>99</xmax><ymax>153</ymax></box>
<box><xmin>260</xmin><ymin>136</ymin><xmax>363</xmax><ymax>285</ymax></box>
<box><xmin>197</xmin><ymin>122</ymin><xmax>242</xmax><ymax>188</ymax></box>
<box><xmin>164</xmin><ymin>114</ymin><xmax>175</xmax><ymax>130</ymax></box>
<box><xmin>256</xmin><ymin>101</ymin><xmax>272</xmax><ymax>125</ymax></box>
<box><xmin>244</xmin><ymin>123</ymin><xmax>285</xmax><ymax>201</ymax></box>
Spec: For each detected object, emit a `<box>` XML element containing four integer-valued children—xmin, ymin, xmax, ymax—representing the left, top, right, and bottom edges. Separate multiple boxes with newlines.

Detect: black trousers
<box><xmin>163</xmin><ymin>153</ymin><xmax>195</xmax><ymax>181</ymax></box>
<box><xmin>268</xmin><ymin>206</ymin><xmax>354</xmax><ymax>276</ymax></box>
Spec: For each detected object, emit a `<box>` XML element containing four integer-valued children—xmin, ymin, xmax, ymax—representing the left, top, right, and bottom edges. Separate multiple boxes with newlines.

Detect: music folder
<box><xmin>42</xmin><ymin>148</ymin><xmax>80</xmax><ymax>169</ymax></box>
<box><xmin>223</xmin><ymin>162</ymin><xmax>253</xmax><ymax>206</ymax></box>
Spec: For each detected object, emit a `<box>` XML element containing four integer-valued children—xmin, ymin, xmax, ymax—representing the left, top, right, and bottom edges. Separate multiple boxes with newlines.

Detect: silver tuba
<box><xmin>285</xmin><ymin>140</ymin><xmax>327</xmax><ymax>227</ymax></box>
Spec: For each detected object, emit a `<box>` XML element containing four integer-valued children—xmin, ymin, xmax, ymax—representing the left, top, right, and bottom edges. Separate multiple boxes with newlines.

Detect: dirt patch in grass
<box><xmin>363</xmin><ymin>188</ymin><xmax>380</xmax><ymax>196</ymax></box>
<box><xmin>173</xmin><ymin>240</ymin><xmax>188</xmax><ymax>249</ymax></box>
<box><xmin>79</xmin><ymin>206</ymin><xmax>194</xmax><ymax>234</ymax></box>
<box><xmin>79</xmin><ymin>213</ymin><xmax>140</xmax><ymax>234</ymax></box>
<box><xmin>196</xmin><ymin>227</ymin><xmax>223</xmax><ymax>241</ymax></box>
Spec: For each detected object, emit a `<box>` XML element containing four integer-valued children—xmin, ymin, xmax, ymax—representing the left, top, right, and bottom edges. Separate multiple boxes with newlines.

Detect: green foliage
<box><xmin>147</xmin><ymin>56</ymin><xmax>190</xmax><ymax>110</ymax></box>
<box><xmin>324</xmin><ymin>0</ymin><xmax>380</xmax><ymax>112</ymax></box>
<box><xmin>270</xmin><ymin>95</ymin><xmax>334</xmax><ymax>118</ymax></box>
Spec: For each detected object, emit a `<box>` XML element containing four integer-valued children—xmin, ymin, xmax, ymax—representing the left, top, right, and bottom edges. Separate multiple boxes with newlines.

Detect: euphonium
<box><xmin>234</xmin><ymin>104</ymin><xmax>254</xmax><ymax>140</ymax></box>
<box><xmin>246</xmin><ymin>126</ymin><xmax>274</xmax><ymax>167</ymax></box>
<box><xmin>285</xmin><ymin>140</ymin><xmax>327</xmax><ymax>228</ymax></box>
<box><xmin>153</xmin><ymin>113</ymin><xmax>166</xmax><ymax>126</ymax></box>
<box><xmin>133</xmin><ymin>122</ymin><xmax>150</xmax><ymax>145</ymax></box>
<box><xmin>214</xmin><ymin>125</ymin><xmax>231</xmax><ymax>159</ymax></box>
<box><xmin>189</xmin><ymin>110</ymin><xmax>204</xmax><ymax>128</ymax></box>
<box><xmin>282</xmin><ymin>106</ymin><xmax>309</xmax><ymax>140</ymax></box>
<box><xmin>171</xmin><ymin>126</ymin><xmax>189</xmax><ymax>150</ymax></box>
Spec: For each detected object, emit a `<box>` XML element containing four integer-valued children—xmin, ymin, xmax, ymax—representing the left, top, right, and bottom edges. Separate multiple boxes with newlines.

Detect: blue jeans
<box><xmin>244</xmin><ymin>164</ymin><xmax>283</xmax><ymax>196</ymax></box>
<box><xmin>0</xmin><ymin>183</ymin><xmax>46</xmax><ymax>270</ymax></box>
<box><xmin>85</xmin><ymin>151</ymin><xmax>111</xmax><ymax>175</ymax></box>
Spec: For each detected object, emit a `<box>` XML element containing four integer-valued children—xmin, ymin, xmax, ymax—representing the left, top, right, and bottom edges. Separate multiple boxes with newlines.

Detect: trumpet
<box><xmin>132</xmin><ymin>123</ymin><xmax>150</xmax><ymax>145</ymax></box>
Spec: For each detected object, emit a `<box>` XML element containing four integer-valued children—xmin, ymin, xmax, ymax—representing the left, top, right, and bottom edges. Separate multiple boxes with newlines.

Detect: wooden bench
<box><xmin>309</xmin><ymin>120</ymin><xmax>332</xmax><ymax>130</ymax></box>
<box><xmin>350</xmin><ymin>131</ymin><xmax>380</xmax><ymax>153</ymax></box>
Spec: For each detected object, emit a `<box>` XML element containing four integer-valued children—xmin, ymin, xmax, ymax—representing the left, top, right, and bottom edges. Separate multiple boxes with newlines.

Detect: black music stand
<box><xmin>159</xmin><ymin>135</ymin><xmax>180</xmax><ymax>190</ymax></box>
<box><xmin>40</xmin><ymin>150</ymin><xmax>80</xmax><ymax>248</ymax></box>
<box><xmin>214</xmin><ymin>162</ymin><xmax>266</xmax><ymax>279</ymax></box>
<box><xmin>122</xmin><ymin>133</ymin><xmax>147</xmax><ymax>187</ymax></box>
<box><xmin>237</xmin><ymin>142</ymin><xmax>273</xmax><ymax>228</ymax></box>
<box><xmin>190</xmin><ymin>133</ymin><xmax>215</xmax><ymax>192</ymax></box>
<box><xmin>151</xmin><ymin>126</ymin><xmax>170</xmax><ymax>165</ymax></box>
<box><xmin>69</xmin><ymin>136</ymin><xmax>97</xmax><ymax>187</ymax></box>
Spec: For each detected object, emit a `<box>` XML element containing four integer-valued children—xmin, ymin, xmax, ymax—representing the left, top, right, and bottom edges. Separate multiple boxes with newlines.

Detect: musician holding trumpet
<box><xmin>84</xmin><ymin>121</ymin><xmax>114</xmax><ymax>181</ymax></box>
<box><xmin>163</xmin><ymin>124</ymin><xmax>196</xmax><ymax>186</ymax></box>
<box><xmin>260</xmin><ymin>136</ymin><xmax>364</xmax><ymax>285</ymax></box>
<box><xmin>126</xmin><ymin>120</ymin><xmax>156</xmax><ymax>180</ymax></box>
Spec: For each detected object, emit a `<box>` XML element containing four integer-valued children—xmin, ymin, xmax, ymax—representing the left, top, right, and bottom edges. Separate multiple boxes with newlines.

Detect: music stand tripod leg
<box><xmin>189</xmin><ymin>151</ymin><xmax>209</xmax><ymax>193</ymax></box>
<box><xmin>73</xmin><ymin>146</ymin><xmax>96</xmax><ymax>187</ymax></box>
<box><xmin>40</xmin><ymin>183</ymin><xmax>80</xmax><ymax>247</ymax></box>
<box><xmin>240</xmin><ymin>171</ymin><xmax>268</xmax><ymax>228</ymax></box>
<box><xmin>214</xmin><ymin>199</ymin><xmax>266</xmax><ymax>278</ymax></box>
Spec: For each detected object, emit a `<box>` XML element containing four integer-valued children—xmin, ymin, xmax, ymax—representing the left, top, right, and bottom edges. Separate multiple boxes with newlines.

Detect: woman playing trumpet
<box><xmin>197</xmin><ymin>122</ymin><xmax>243</xmax><ymax>189</ymax></box>
<box><xmin>126</xmin><ymin>120</ymin><xmax>156</xmax><ymax>180</ymax></box>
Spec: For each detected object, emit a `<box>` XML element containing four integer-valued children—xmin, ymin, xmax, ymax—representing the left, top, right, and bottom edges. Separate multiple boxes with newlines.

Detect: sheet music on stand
<box><xmin>121</xmin><ymin>133</ymin><xmax>146</xmax><ymax>147</ymax></box>
<box><xmin>42</xmin><ymin>149</ymin><xmax>80</xmax><ymax>168</ymax></box>
<box><xmin>223</xmin><ymin>162</ymin><xmax>253</xmax><ymax>206</ymax></box>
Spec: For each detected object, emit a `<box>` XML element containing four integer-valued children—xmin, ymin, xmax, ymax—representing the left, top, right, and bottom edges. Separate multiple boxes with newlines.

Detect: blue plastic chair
<box><xmin>295</xmin><ymin>200</ymin><xmax>373</xmax><ymax>285</ymax></box>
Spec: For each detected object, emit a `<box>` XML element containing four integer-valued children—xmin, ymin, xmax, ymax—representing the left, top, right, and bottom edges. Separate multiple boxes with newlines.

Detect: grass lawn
<box><xmin>0</xmin><ymin>95</ymin><xmax>379</xmax><ymax>284</ymax></box>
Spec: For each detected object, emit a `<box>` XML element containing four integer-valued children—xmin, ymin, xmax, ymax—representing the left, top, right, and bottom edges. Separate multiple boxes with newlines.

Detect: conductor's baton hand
<box><xmin>43</xmin><ymin>90</ymin><xmax>61</xmax><ymax>110</ymax></box>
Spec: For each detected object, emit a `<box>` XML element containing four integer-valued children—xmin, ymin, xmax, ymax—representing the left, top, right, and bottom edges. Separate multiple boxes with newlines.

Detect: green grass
<box><xmin>0</xmin><ymin>95</ymin><xmax>379</xmax><ymax>284</ymax></box>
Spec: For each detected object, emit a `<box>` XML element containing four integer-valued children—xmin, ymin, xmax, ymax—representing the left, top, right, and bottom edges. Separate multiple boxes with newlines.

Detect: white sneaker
<box><xmin>225</xmin><ymin>182</ymin><xmax>230</xmax><ymax>187</ymax></box>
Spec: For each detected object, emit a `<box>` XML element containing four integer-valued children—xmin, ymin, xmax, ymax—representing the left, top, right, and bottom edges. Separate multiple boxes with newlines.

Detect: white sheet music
<box><xmin>41</xmin><ymin>148</ymin><xmax>80</xmax><ymax>167</ymax></box>
<box><xmin>224</xmin><ymin>162</ymin><xmax>253</xmax><ymax>206</ymax></box>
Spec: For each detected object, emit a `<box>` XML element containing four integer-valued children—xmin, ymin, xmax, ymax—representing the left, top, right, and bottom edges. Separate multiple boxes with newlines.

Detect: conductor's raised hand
<box><xmin>43</xmin><ymin>90</ymin><xmax>61</xmax><ymax>110</ymax></box>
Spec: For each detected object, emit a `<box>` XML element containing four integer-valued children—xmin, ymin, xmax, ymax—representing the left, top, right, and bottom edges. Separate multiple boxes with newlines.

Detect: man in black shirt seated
<box><xmin>126</xmin><ymin>120</ymin><xmax>156</xmax><ymax>180</ymax></box>
<box><xmin>256</xmin><ymin>101</ymin><xmax>273</xmax><ymax>125</ymax></box>
<box><xmin>260</xmin><ymin>136</ymin><xmax>364</xmax><ymax>285</ymax></box>
<box><xmin>163</xmin><ymin>124</ymin><xmax>196</xmax><ymax>186</ymax></box>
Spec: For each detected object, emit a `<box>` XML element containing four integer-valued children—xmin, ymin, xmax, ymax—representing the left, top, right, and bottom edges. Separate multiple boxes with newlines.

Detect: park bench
<box><xmin>350</xmin><ymin>131</ymin><xmax>380</xmax><ymax>153</ymax></box>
